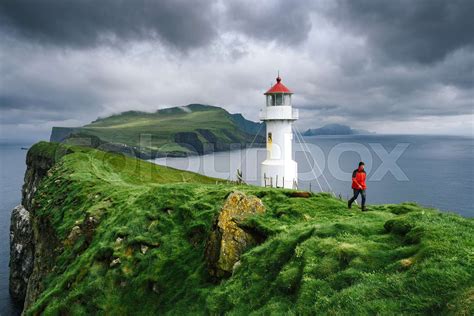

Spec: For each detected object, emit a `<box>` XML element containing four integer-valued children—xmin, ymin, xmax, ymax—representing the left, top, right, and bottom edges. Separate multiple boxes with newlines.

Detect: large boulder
<box><xmin>205</xmin><ymin>191</ymin><xmax>265</xmax><ymax>279</ymax></box>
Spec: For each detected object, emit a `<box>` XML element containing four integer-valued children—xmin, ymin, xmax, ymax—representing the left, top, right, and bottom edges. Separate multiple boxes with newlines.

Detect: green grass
<box><xmin>26</xmin><ymin>142</ymin><xmax>473</xmax><ymax>315</ymax></box>
<box><xmin>57</xmin><ymin>104</ymin><xmax>261</xmax><ymax>156</ymax></box>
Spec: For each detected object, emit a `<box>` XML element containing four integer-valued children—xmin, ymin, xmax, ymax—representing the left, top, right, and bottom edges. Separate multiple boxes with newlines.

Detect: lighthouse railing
<box><xmin>260</xmin><ymin>106</ymin><xmax>295</xmax><ymax>120</ymax></box>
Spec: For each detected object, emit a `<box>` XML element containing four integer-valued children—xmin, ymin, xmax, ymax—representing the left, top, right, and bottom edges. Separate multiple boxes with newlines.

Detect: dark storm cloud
<box><xmin>1</xmin><ymin>0</ymin><xmax>473</xmax><ymax>58</ymax></box>
<box><xmin>0</xmin><ymin>0</ymin><xmax>218</xmax><ymax>50</ymax></box>
<box><xmin>0</xmin><ymin>95</ymin><xmax>65</xmax><ymax>120</ymax></box>
<box><xmin>0</xmin><ymin>0</ymin><xmax>315</xmax><ymax>49</ymax></box>
<box><xmin>0</xmin><ymin>0</ymin><xmax>473</xmax><ymax>140</ymax></box>
<box><xmin>0</xmin><ymin>35</ymin><xmax>105</xmax><ymax>127</ymax></box>
<box><xmin>332</xmin><ymin>0</ymin><xmax>474</xmax><ymax>64</ymax></box>
<box><xmin>0</xmin><ymin>92</ymin><xmax>102</xmax><ymax>125</ymax></box>
<box><xmin>223</xmin><ymin>0</ymin><xmax>313</xmax><ymax>45</ymax></box>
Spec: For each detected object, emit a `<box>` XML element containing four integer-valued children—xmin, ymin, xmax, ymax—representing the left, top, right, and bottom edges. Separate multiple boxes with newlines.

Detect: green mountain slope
<box><xmin>16</xmin><ymin>142</ymin><xmax>474</xmax><ymax>315</ymax></box>
<box><xmin>50</xmin><ymin>104</ymin><xmax>264</xmax><ymax>158</ymax></box>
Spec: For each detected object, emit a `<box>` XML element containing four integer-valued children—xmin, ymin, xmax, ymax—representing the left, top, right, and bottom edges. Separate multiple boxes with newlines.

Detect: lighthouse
<box><xmin>260</xmin><ymin>75</ymin><xmax>298</xmax><ymax>189</ymax></box>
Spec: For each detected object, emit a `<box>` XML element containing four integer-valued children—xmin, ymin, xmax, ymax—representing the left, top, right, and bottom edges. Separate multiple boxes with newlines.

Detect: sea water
<box><xmin>0</xmin><ymin>144</ymin><xmax>28</xmax><ymax>315</ymax></box>
<box><xmin>154</xmin><ymin>135</ymin><xmax>473</xmax><ymax>217</ymax></box>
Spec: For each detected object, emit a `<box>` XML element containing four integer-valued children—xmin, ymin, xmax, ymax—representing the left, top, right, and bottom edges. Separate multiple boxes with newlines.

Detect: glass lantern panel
<box><xmin>276</xmin><ymin>94</ymin><xmax>283</xmax><ymax>105</ymax></box>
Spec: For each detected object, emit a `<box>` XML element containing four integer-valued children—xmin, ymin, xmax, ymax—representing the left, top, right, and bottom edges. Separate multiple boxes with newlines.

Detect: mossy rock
<box><xmin>205</xmin><ymin>191</ymin><xmax>266</xmax><ymax>279</ymax></box>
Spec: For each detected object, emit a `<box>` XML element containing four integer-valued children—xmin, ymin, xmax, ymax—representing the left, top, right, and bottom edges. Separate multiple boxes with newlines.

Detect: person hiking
<box><xmin>348</xmin><ymin>161</ymin><xmax>367</xmax><ymax>211</ymax></box>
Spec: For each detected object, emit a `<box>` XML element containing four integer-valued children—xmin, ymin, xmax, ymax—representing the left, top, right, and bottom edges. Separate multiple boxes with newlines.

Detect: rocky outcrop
<box><xmin>9</xmin><ymin>205</ymin><xmax>34</xmax><ymax>303</ymax></box>
<box><xmin>205</xmin><ymin>191</ymin><xmax>266</xmax><ymax>279</ymax></box>
<box><xmin>22</xmin><ymin>145</ymin><xmax>62</xmax><ymax>211</ymax></box>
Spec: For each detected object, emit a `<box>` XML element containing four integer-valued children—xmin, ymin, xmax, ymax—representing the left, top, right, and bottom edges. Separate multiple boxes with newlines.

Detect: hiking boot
<box><xmin>361</xmin><ymin>206</ymin><xmax>367</xmax><ymax>212</ymax></box>
<box><xmin>348</xmin><ymin>201</ymin><xmax>352</xmax><ymax>209</ymax></box>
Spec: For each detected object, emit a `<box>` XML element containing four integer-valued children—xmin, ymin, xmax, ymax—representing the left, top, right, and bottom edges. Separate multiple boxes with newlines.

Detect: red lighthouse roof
<box><xmin>264</xmin><ymin>76</ymin><xmax>293</xmax><ymax>95</ymax></box>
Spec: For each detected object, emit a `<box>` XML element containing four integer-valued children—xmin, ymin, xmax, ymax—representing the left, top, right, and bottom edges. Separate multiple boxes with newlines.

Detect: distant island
<box><xmin>50</xmin><ymin>104</ymin><xmax>265</xmax><ymax>159</ymax></box>
<box><xmin>303</xmin><ymin>123</ymin><xmax>374</xmax><ymax>136</ymax></box>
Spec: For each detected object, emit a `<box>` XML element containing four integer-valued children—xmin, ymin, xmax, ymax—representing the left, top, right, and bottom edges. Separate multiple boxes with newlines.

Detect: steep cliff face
<box><xmin>9</xmin><ymin>143</ymin><xmax>67</xmax><ymax>309</ymax></box>
<box><xmin>22</xmin><ymin>212</ymin><xmax>62</xmax><ymax>311</ymax></box>
<box><xmin>22</xmin><ymin>144</ymin><xmax>64</xmax><ymax>210</ymax></box>
<box><xmin>9</xmin><ymin>205</ymin><xmax>33</xmax><ymax>302</ymax></box>
<box><xmin>49</xmin><ymin>127</ymin><xmax>78</xmax><ymax>143</ymax></box>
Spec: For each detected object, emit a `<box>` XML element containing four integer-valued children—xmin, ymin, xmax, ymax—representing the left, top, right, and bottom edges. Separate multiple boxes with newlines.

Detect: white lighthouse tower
<box><xmin>260</xmin><ymin>75</ymin><xmax>298</xmax><ymax>189</ymax></box>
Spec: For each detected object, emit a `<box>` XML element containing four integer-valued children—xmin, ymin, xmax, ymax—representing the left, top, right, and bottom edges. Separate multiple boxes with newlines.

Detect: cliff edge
<box><xmin>10</xmin><ymin>142</ymin><xmax>474</xmax><ymax>315</ymax></box>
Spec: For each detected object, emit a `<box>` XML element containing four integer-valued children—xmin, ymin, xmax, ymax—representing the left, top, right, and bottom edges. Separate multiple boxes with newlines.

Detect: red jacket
<box><xmin>352</xmin><ymin>168</ymin><xmax>367</xmax><ymax>190</ymax></box>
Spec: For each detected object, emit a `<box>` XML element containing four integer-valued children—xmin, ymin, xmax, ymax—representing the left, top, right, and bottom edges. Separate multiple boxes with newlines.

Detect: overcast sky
<box><xmin>1</xmin><ymin>0</ymin><xmax>473</xmax><ymax>142</ymax></box>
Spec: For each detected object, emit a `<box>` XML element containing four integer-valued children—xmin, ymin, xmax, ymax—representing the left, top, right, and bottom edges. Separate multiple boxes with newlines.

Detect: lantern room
<box><xmin>264</xmin><ymin>76</ymin><xmax>293</xmax><ymax>106</ymax></box>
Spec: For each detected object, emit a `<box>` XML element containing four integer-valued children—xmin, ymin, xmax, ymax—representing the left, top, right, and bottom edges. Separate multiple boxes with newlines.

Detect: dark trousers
<box><xmin>349</xmin><ymin>189</ymin><xmax>366</xmax><ymax>207</ymax></box>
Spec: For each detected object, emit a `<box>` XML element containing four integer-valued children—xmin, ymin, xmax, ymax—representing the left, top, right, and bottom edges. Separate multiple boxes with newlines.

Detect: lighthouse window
<box><xmin>269</xmin><ymin>95</ymin><xmax>275</xmax><ymax>106</ymax></box>
<box><xmin>267</xmin><ymin>95</ymin><xmax>272</xmax><ymax>106</ymax></box>
<box><xmin>276</xmin><ymin>94</ymin><xmax>283</xmax><ymax>105</ymax></box>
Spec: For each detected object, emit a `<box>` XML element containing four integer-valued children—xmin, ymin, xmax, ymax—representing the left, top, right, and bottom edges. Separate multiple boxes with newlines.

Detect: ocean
<box><xmin>0</xmin><ymin>144</ymin><xmax>28</xmax><ymax>316</ymax></box>
<box><xmin>0</xmin><ymin>134</ymin><xmax>472</xmax><ymax>314</ymax></box>
<box><xmin>153</xmin><ymin>135</ymin><xmax>473</xmax><ymax>217</ymax></box>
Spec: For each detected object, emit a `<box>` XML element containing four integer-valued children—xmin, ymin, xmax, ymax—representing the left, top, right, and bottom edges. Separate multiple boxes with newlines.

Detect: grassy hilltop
<box><xmin>23</xmin><ymin>142</ymin><xmax>473</xmax><ymax>315</ymax></box>
<box><xmin>50</xmin><ymin>104</ymin><xmax>264</xmax><ymax>158</ymax></box>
